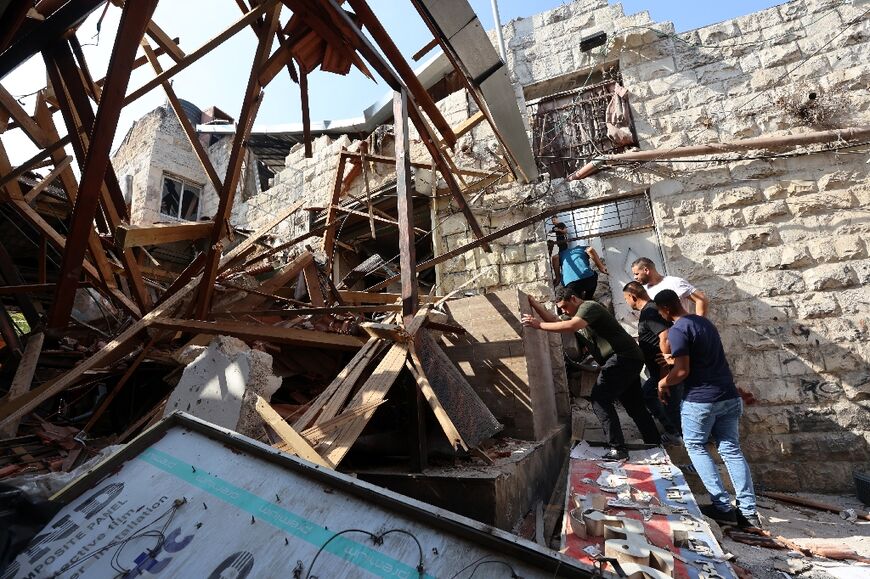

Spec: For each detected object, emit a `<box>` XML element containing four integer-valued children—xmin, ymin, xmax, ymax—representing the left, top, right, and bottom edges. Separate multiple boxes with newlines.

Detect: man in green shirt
<box><xmin>522</xmin><ymin>285</ymin><xmax>661</xmax><ymax>460</ymax></box>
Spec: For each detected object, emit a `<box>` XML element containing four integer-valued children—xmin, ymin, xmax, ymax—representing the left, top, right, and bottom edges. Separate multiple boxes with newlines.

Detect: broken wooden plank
<box><xmin>81</xmin><ymin>340</ymin><xmax>155</xmax><ymax>436</ymax></box>
<box><xmin>343</xmin><ymin>150</ymin><xmax>491</xmax><ymax>178</ymax></box>
<box><xmin>292</xmin><ymin>337</ymin><xmax>384</xmax><ymax>430</ymax></box>
<box><xmin>0</xmin><ymin>197</ymin><xmax>302</xmax><ymax>430</ymax></box>
<box><xmin>345</xmin><ymin>0</ymin><xmax>456</xmax><ymax>148</ymax></box>
<box><xmin>322</xmin><ymin>152</ymin><xmax>348</xmax><ymax>276</ymax></box>
<box><xmin>210</xmin><ymin>304</ymin><xmax>402</xmax><ymax>319</ymax></box>
<box><xmin>300</xmin><ymin>399</ymin><xmax>387</xmax><ymax>446</ymax></box>
<box><xmin>406</xmin><ymin>351</ymin><xmax>467</xmax><ymax>451</ymax></box>
<box><xmin>317</xmin><ymin>342</ymin><xmax>409</xmax><ymax>466</ymax></box>
<box><xmin>231</xmin><ymin>251</ymin><xmax>314</xmax><ymax>311</ymax></box>
<box><xmin>303</xmin><ymin>262</ymin><xmax>326</xmax><ymax>307</ymax></box>
<box><xmin>45</xmin><ymin>2</ymin><xmax>158</xmax><ymax>328</ymax></box>
<box><xmin>338</xmin><ymin>290</ymin><xmax>444</xmax><ymax>305</ymax></box>
<box><xmin>411</xmin><ymin>37</ymin><xmax>439</xmax><ymax>61</ymax></box>
<box><xmin>0</xmin><ymin>332</ymin><xmax>44</xmax><ymax>438</ymax></box>
<box><xmin>254</xmin><ymin>394</ymin><xmax>334</xmax><ymax>468</ymax></box>
<box><xmin>124</xmin><ymin>1</ymin><xmax>277</xmax><ymax>105</ymax></box>
<box><xmin>194</xmin><ymin>3</ymin><xmax>280</xmax><ymax>319</ymax></box>
<box><xmin>149</xmin><ymin>318</ymin><xmax>367</xmax><ymax>350</ymax></box>
<box><xmin>115</xmin><ymin>221</ymin><xmax>215</xmax><ymax>249</ymax></box>
<box><xmin>394</xmin><ymin>90</ymin><xmax>418</xmax><ymax>325</ymax></box>
<box><xmin>22</xmin><ymin>156</ymin><xmax>73</xmax><ymax>204</ymax></box>
<box><xmin>367</xmin><ymin>190</ymin><xmax>644</xmax><ymax>291</ymax></box>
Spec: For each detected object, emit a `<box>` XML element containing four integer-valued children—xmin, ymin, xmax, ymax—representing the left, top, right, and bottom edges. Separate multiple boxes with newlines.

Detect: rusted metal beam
<box><xmin>45</xmin><ymin>0</ymin><xmax>157</xmax><ymax>329</ymax></box>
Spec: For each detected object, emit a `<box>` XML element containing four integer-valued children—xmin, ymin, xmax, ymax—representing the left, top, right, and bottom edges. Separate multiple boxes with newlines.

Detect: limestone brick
<box><xmin>803</xmin><ymin>263</ymin><xmax>859</xmax><ymax>291</ymax></box>
<box><xmin>730</xmin><ymin>226</ymin><xmax>779</xmax><ymax>251</ymax></box>
<box><xmin>832</xmin><ymin>235</ymin><xmax>868</xmax><ymax>261</ymax></box>
<box><xmin>743</xmin><ymin>200</ymin><xmax>790</xmax><ymax>224</ymax></box>
<box><xmin>796</xmin><ymin>292</ymin><xmax>841</xmax><ymax>319</ymax></box>
<box><xmin>788</xmin><ymin>191</ymin><xmax>855</xmax><ymax>216</ymax></box>
<box><xmin>502</xmin><ymin>245</ymin><xmax>527</xmax><ymax>264</ymax></box>
<box><xmin>762</xmin><ymin>183</ymin><xmax>787</xmax><ymax>200</ymax></box>
<box><xmin>776</xmin><ymin>244</ymin><xmax>814</xmax><ymax>269</ymax></box>
<box><xmin>711</xmin><ymin>187</ymin><xmax>762</xmax><ymax>210</ymax></box>
<box><xmin>738</xmin><ymin>270</ymin><xmax>806</xmax><ymax>297</ymax></box>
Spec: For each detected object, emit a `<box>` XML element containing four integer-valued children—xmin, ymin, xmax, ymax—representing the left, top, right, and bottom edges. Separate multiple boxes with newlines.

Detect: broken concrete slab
<box><xmin>164</xmin><ymin>336</ymin><xmax>281</xmax><ymax>438</ymax></box>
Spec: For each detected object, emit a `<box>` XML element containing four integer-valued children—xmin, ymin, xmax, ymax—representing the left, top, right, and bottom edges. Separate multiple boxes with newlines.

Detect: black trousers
<box><xmin>566</xmin><ymin>273</ymin><xmax>598</xmax><ymax>299</ymax></box>
<box><xmin>591</xmin><ymin>355</ymin><xmax>661</xmax><ymax>447</ymax></box>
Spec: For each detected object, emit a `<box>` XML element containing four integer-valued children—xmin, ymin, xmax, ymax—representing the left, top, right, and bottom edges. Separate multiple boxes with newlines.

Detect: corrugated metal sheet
<box><xmin>7</xmin><ymin>413</ymin><xmax>593</xmax><ymax>578</ymax></box>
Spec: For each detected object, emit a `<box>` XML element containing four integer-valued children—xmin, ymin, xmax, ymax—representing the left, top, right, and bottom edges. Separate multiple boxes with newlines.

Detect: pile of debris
<box><xmin>0</xmin><ymin>0</ymin><xmax>544</xmax><ymax>496</ymax></box>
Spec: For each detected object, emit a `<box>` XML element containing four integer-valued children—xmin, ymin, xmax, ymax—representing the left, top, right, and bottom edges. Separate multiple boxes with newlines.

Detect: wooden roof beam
<box><xmin>44</xmin><ymin>0</ymin><xmax>158</xmax><ymax>330</ymax></box>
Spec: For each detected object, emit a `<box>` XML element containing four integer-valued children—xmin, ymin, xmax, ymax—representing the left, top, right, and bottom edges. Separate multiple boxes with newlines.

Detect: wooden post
<box><xmin>38</xmin><ymin>235</ymin><xmax>47</xmax><ymax>284</ymax></box>
<box><xmin>194</xmin><ymin>3</ymin><xmax>280</xmax><ymax>320</ymax></box>
<box><xmin>45</xmin><ymin>0</ymin><xmax>157</xmax><ymax>329</ymax></box>
<box><xmin>394</xmin><ymin>90</ymin><xmax>426</xmax><ymax>470</ymax></box>
<box><xmin>394</xmin><ymin>90</ymin><xmax>418</xmax><ymax>325</ymax></box>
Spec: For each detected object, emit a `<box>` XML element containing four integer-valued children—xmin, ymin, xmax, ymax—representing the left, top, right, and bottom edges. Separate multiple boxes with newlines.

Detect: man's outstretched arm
<box><xmin>523</xmin><ymin>296</ymin><xmax>588</xmax><ymax>332</ymax></box>
<box><xmin>688</xmin><ymin>289</ymin><xmax>709</xmax><ymax>317</ymax></box>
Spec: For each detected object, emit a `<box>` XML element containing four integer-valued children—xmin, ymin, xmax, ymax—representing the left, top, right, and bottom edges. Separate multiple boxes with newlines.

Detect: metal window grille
<box><xmin>528</xmin><ymin>77</ymin><xmax>635</xmax><ymax>179</ymax></box>
<box><xmin>548</xmin><ymin>192</ymin><xmax>653</xmax><ymax>245</ymax></box>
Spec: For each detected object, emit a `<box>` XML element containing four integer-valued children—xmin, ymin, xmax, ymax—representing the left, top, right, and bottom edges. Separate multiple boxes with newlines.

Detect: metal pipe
<box><xmin>569</xmin><ymin>125</ymin><xmax>870</xmax><ymax>179</ymax></box>
<box><xmin>490</xmin><ymin>0</ymin><xmax>507</xmax><ymax>62</ymax></box>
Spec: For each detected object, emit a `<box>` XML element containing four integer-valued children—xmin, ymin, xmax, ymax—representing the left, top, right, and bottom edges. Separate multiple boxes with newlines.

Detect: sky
<box><xmin>2</xmin><ymin>0</ymin><xmax>785</xmax><ymax>166</ymax></box>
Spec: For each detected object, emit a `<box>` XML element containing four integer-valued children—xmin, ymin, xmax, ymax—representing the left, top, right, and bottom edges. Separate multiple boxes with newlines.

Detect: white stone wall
<box><xmin>496</xmin><ymin>0</ymin><xmax>870</xmax><ymax>491</ymax></box>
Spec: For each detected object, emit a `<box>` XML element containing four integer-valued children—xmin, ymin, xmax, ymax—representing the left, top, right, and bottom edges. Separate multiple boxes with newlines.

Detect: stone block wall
<box><xmin>493</xmin><ymin>0</ymin><xmax>870</xmax><ymax>490</ymax></box>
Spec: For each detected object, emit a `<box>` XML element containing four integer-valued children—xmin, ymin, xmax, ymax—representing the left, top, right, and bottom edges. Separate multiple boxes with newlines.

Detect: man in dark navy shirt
<box><xmin>654</xmin><ymin>289</ymin><xmax>760</xmax><ymax>529</ymax></box>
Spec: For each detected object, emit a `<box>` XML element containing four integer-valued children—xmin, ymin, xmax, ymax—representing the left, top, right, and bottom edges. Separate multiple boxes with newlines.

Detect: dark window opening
<box><xmin>161</xmin><ymin>175</ymin><xmax>201</xmax><ymax>221</ymax></box>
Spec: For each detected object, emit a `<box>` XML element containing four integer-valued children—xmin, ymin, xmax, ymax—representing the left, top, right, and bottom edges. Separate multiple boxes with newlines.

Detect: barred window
<box><xmin>528</xmin><ymin>76</ymin><xmax>635</xmax><ymax>179</ymax></box>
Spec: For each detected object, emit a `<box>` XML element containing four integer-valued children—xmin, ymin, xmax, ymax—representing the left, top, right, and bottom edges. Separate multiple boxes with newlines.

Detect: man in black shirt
<box><xmin>623</xmin><ymin>282</ymin><xmax>682</xmax><ymax>441</ymax></box>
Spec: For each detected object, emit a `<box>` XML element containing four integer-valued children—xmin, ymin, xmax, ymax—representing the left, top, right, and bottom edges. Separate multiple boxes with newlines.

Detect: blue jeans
<box><xmin>681</xmin><ymin>398</ymin><xmax>757</xmax><ymax>516</ymax></box>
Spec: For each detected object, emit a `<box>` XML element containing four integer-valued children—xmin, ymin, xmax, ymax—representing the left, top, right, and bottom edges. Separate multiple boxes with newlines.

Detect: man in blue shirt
<box><xmin>654</xmin><ymin>289</ymin><xmax>760</xmax><ymax>529</ymax></box>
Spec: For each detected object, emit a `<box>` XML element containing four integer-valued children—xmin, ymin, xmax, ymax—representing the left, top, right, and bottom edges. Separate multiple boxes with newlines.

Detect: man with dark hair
<box><xmin>631</xmin><ymin>257</ymin><xmax>709</xmax><ymax>317</ymax></box>
<box><xmin>522</xmin><ymin>285</ymin><xmax>660</xmax><ymax>460</ymax></box>
<box><xmin>623</xmin><ymin>281</ymin><xmax>682</xmax><ymax>442</ymax></box>
<box><xmin>549</xmin><ymin>219</ymin><xmax>608</xmax><ymax>299</ymax></box>
<box><xmin>654</xmin><ymin>289</ymin><xmax>760</xmax><ymax>528</ymax></box>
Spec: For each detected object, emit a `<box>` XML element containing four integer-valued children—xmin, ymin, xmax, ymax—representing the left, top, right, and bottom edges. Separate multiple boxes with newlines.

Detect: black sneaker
<box><xmin>737</xmin><ymin>511</ymin><xmax>762</xmax><ymax>529</ymax></box>
<box><xmin>700</xmin><ymin>503</ymin><xmax>738</xmax><ymax>525</ymax></box>
<box><xmin>602</xmin><ymin>447</ymin><xmax>628</xmax><ymax>461</ymax></box>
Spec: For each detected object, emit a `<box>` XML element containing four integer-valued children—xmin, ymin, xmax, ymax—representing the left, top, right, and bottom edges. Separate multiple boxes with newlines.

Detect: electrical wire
<box><xmin>448</xmin><ymin>556</ymin><xmax>521</xmax><ymax>578</ymax></box>
<box><xmin>51</xmin><ymin>497</ymin><xmax>186</xmax><ymax>578</ymax></box>
<box><xmin>303</xmin><ymin>528</ymin><xmax>425</xmax><ymax>579</ymax></box>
